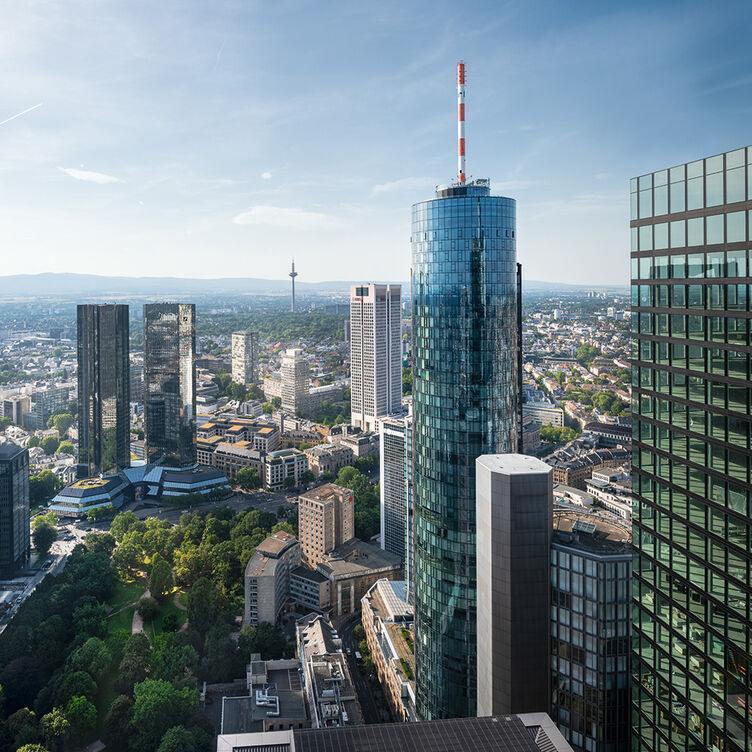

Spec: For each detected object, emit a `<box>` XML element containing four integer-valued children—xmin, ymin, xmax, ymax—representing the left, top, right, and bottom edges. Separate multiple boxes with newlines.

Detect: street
<box><xmin>337</xmin><ymin>613</ymin><xmax>392</xmax><ymax>724</ymax></box>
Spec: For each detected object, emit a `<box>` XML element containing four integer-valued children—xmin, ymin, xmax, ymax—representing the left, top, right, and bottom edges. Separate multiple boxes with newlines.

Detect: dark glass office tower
<box><xmin>631</xmin><ymin>147</ymin><xmax>752</xmax><ymax>752</ymax></box>
<box><xmin>77</xmin><ymin>304</ymin><xmax>130</xmax><ymax>478</ymax></box>
<box><xmin>144</xmin><ymin>303</ymin><xmax>196</xmax><ymax>467</ymax></box>
<box><xmin>411</xmin><ymin>179</ymin><xmax>519</xmax><ymax>719</ymax></box>
<box><xmin>0</xmin><ymin>444</ymin><xmax>30</xmax><ymax>574</ymax></box>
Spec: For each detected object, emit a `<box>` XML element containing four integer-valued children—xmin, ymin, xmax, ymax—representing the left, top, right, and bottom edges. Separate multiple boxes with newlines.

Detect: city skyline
<box><xmin>2</xmin><ymin>2</ymin><xmax>752</xmax><ymax>286</ymax></box>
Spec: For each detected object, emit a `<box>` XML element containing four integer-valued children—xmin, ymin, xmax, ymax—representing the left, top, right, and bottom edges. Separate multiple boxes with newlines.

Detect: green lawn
<box><xmin>108</xmin><ymin>577</ymin><xmax>146</xmax><ymax>612</ymax></box>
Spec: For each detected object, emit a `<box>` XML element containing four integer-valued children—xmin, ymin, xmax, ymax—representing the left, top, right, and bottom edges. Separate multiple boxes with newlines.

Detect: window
<box><xmin>670</xmin><ymin>221</ymin><xmax>686</xmax><ymax>248</ymax></box>
<box><xmin>726</xmin><ymin>211</ymin><xmax>746</xmax><ymax>243</ymax></box>
<box><xmin>687</xmin><ymin>218</ymin><xmax>704</xmax><ymax>246</ymax></box>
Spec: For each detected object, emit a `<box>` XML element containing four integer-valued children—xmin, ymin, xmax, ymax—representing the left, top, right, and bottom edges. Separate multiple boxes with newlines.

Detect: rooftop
<box><xmin>552</xmin><ymin>508</ymin><xmax>632</xmax><ymax>555</ymax></box>
<box><xmin>300</xmin><ymin>483</ymin><xmax>350</xmax><ymax>504</ymax></box>
<box><xmin>476</xmin><ymin>453</ymin><xmax>553</xmax><ymax>477</ymax></box>
<box><xmin>318</xmin><ymin>539</ymin><xmax>402</xmax><ymax>581</ymax></box>
<box><xmin>0</xmin><ymin>443</ymin><xmax>25</xmax><ymax>460</ymax></box>
<box><xmin>256</xmin><ymin>530</ymin><xmax>298</xmax><ymax>558</ymax></box>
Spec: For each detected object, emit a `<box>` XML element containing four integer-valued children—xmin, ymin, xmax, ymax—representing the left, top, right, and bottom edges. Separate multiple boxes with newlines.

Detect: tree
<box><xmin>187</xmin><ymin>578</ymin><xmax>221</xmax><ymax>636</ymax></box>
<box><xmin>86</xmin><ymin>503</ymin><xmax>115</xmax><ymax>521</ymax></box>
<box><xmin>72</xmin><ymin>599</ymin><xmax>108</xmax><ymax>639</ymax></box>
<box><xmin>283</xmin><ymin>476</ymin><xmax>296</xmax><ymax>489</ymax></box>
<box><xmin>102</xmin><ymin>695</ymin><xmax>133</xmax><ymax>752</ymax></box>
<box><xmin>238</xmin><ymin>622</ymin><xmax>287</xmax><ymax>660</ymax></box>
<box><xmin>157</xmin><ymin>726</ymin><xmax>197</xmax><ymax>752</ymax></box>
<box><xmin>131</xmin><ymin>679</ymin><xmax>198</xmax><ymax>751</ymax></box>
<box><xmin>52</xmin><ymin>670</ymin><xmax>97</xmax><ymax>707</ymax></box>
<box><xmin>261</xmin><ymin>402</ymin><xmax>274</xmax><ymax>414</ymax></box>
<box><xmin>16</xmin><ymin>746</ymin><xmax>50</xmax><ymax>752</ymax></box>
<box><xmin>65</xmin><ymin>696</ymin><xmax>96</xmax><ymax>738</ymax></box>
<box><xmin>138</xmin><ymin>596</ymin><xmax>158</xmax><ymax>621</ymax></box>
<box><xmin>41</xmin><ymin>436</ymin><xmax>59</xmax><ymax>456</ymax></box>
<box><xmin>111</xmin><ymin>532</ymin><xmax>144</xmax><ymax>576</ymax></box>
<box><xmin>8</xmin><ymin>707</ymin><xmax>41</xmax><ymax>748</ymax></box>
<box><xmin>27</xmin><ymin>435</ymin><xmax>40</xmax><ymax>448</ymax></box>
<box><xmin>83</xmin><ymin>531</ymin><xmax>116</xmax><ymax>555</ymax></box>
<box><xmin>300</xmin><ymin>470</ymin><xmax>315</xmax><ymax>484</ymax></box>
<box><xmin>149</xmin><ymin>554</ymin><xmax>174</xmax><ymax>601</ymax></box>
<box><xmin>67</xmin><ymin>637</ymin><xmax>112</xmax><ymax>682</ymax></box>
<box><xmin>402</xmin><ymin>366</ymin><xmax>412</xmax><ymax>395</ymax></box>
<box><xmin>271</xmin><ymin>397</ymin><xmax>281</xmax><ymax>408</ymax></box>
<box><xmin>32</xmin><ymin>520</ymin><xmax>57</xmax><ymax>558</ymax></box>
<box><xmin>56</xmin><ymin>441</ymin><xmax>74</xmax><ymax>455</ymax></box>
<box><xmin>51</xmin><ymin>414</ymin><xmax>74</xmax><ymax>436</ymax></box>
<box><xmin>110</xmin><ymin>510</ymin><xmax>141</xmax><ymax>542</ymax></box>
<box><xmin>40</xmin><ymin>708</ymin><xmax>71</xmax><ymax>752</ymax></box>
<box><xmin>353</xmin><ymin>624</ymin><xmax>365</xmax><ymax>641</ymax></box>
<box><xmin>29</xmin><ymin>471</ymin><xmax>62</xmax><ymax>505</ymax></box>
<box><xmin>236</xmin><ymin>468</ymin><xmax>261</xmax><ymax>491</ymax></box>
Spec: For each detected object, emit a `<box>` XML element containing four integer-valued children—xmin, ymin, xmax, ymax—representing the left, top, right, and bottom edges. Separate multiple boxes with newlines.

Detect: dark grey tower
<box><xmin>144</xmin><ymin>303</ymin><xmax>196</xmax><ymax>467</ymax></box>
<box><xmin>77</xmin><ymin>304</ymin><xmax>130</xmax><ymax>478</ymax></box>
<box><xmin>0</xmin><ymin>444</ymin><xmax>30</xmax><ymax>575</ymax></box>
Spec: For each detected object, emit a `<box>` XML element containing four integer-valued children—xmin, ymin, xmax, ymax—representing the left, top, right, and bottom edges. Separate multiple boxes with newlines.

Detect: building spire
<box><xmin>457</xmin><ymin>61</ymin><xmax>466</xmax><ymax>184</ymax></box>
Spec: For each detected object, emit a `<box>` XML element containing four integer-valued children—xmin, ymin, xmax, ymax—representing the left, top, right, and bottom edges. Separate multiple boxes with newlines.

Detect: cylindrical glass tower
<box><xmin>411</xmin><ymin>179</ymin><xmax>519</xmax><ymax>719</ymax></box>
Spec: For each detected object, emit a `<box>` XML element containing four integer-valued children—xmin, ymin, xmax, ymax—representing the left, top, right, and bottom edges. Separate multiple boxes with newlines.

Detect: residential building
<box><xmin>546</xmin><ymin>448</ymin><xmax>630</xmax><ymax>491</ymax></box>
<box><xmin>197</xmin><ymin>417</ymin><xmax>279</xmax><ymax>452</ymax></box>
<box><xmin>209</xmin><ymin>443</ymin><xmax>264</xmax><ymax>482</ymax></box>
<box><xmin>296</xmin><ymin>614</ymin><xmax>362</xmax><ymax>728</ymax></box>
<box><xmin>361</xmin><ymin>579</ymin><xmax>416</xmax><ymax>721</ymax></box>
<box><xmin>0</xmin><ymin>444</ymin><xmax>30</xmax><ymax>574</ymax></box>
<box><xmin>232</xmin><ymin>330</ymin><xmax>258</xmax><ymax>385</ymax></box>
<box><xmin>412</xmin><ymin>169</ymin><xmax>520</xmax><ymax>715</ymax></box>
<box><xmin>264</xmin><ymin>448</ymin><xmax>307</xmax><ymax>491</ymax></box>
<box><xmin>244</xmin><ymin>531</ymin><xmax>301</xmax><ymax>626</ymax></box>
<box><xmin>216</xmin><ymin>713</ymin><xmax>575</xmax><ymax>752</ymax></box>
<box><xmin>77</xmin><ymin>304</ymin><xmax>130</xmax><ymax>477</ymax></box>
<box><xmin>582</xmin><ymin>422</ymin><xmax>631</xmax><ymax>447</ymax></box>
<box><xmin>304</xmin><ymin>443</ymin><xmax>354</xmax><ymax>478</ymax></box>
<box><xmin>2</xmin><ymin>396</ymin><xmax>30</xmax><ymax>426</ymax></box>
<box><xmin>476</xmin><ymin>454</ymin><xmax>552</xmax><ymax>717</ymax></box>
<box><xmin>349</xmin><ymin>283</ymin><xmax>402</xmax><ymax>431</ymax></box>
<box><xmin>298</xmin><ymin>483</ymin><xmax>354</xmax><ymax>566</ymax></box>
<box><xmin>24</xmin><ymin>385</ymin><xmax>70</xmax><ymax>431</ymax></box>
<box><xmin>378</xmin><ymin>412</ymin><xmax>412</xmax><ymax>586</ymax></box>
<box><xmin>338</xmin><ymin>431</ymin><xmax>379</xmax><ymax>459</ymax></box>
<box><xmin>631</xmin><ymin>146</ymin><xmax>752</xmax><ymax>752</ymax></box>
<box><xmin>281</xmin><ymin>348</ymin><xmax>310</xmax><ymax>414</ymax></box>
<box><xmin>143</xmin><ymin>303</ymin><xmax>196</xmax><ymax>467</ymax></box>
<box><xmin>551</xmin><ymin>510</ymin><xmax>632</xmax><ymax>752</ymax></box>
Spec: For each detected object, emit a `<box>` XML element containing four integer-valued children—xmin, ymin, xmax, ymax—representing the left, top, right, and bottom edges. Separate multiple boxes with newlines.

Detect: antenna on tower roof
<box><xmin>457</xmin><ymin>61</ymin><xmax>466</xmax><ymax>184</ymax></box>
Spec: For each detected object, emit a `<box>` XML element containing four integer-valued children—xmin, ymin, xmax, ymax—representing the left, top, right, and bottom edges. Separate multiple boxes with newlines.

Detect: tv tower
<box><xmin>289</xmin><ymin>259</ymin><xmax>298</xmax><ymax>312</ymax></box>
<box><xmin>457</xmin><ymin>60</ymin><xmax>466</xmax><ymax>184</ymax></box>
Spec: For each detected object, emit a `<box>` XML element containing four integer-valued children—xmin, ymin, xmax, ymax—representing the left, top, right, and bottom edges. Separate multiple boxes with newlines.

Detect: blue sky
<box><xmin>1</xmin><ymin>0</ymin><xmax>751</xmax><ymax>286</ymax></box>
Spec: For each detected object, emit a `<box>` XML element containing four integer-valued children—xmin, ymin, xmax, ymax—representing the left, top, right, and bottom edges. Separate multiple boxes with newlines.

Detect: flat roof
<box><xmin>476</xmin><ymin>453</ymin><xmax>553</xmax><ymax>477</ymax></box>
<box><xmin>552</xmin><ymin>508</ymin><xmax>632</xmax><ymax>555</ymax></box>
<box><xmin>319</xmin><ymin>539</ymin><xmax>402</xmax><ymax>580</ymax></box>
<box><xmin>300</xmin><ymin>483</ymin><xmax>349</xmax><ymax>503</ymax></box>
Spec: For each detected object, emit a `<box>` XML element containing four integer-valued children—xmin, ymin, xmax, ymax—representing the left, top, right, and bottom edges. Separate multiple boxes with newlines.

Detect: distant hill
<box><xmin>0</xmin><ymin>272</ymin><xmax>627</xmax><ymax>298</ymax></box>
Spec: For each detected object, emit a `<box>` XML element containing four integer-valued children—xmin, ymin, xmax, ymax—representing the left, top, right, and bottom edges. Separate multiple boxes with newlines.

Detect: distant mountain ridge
<box><xmin>0</xmin><ymin>272</ymin><xmax>627</xmax><ymax>298</ymax></box>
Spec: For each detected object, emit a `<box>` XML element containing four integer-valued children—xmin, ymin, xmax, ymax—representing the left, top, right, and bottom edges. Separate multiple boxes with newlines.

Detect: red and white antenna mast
<box><xmin>457</xmin><ymin>60</ymin><xmax>466</xmax><ymax>184</ymax></box>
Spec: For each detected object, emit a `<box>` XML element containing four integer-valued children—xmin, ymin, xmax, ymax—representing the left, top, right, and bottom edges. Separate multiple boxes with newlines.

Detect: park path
<box><xmin>131</xmin><ymin>589</ymin><xmax>151</xmax><ymax>634</ymax></box>
<box><xmin>174</xmin><ymin>591</ymin><xmax>190</xmax><ymax>632</ymax></box>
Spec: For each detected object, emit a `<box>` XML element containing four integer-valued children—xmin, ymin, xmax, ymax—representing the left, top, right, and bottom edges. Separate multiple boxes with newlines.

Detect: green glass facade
<box><xmin>631</xmin><ymin>147</ymin><xmax>752</xmax><ymax>752</ymax></box>
<box><xmin>411</xmin><ymin>180</ymin><xmax>519</xmax><ymax>719</ymax></box>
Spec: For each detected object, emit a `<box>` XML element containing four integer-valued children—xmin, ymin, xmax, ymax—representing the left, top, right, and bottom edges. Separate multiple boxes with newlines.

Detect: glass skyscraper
<box><xmin>77</xmin><ymin>304</ymin><xmax>130</xmax><ymax>478</ymax></box>
<box><xmin>411</xmin><ymin>179</ymin><xmax>519</xmax><ymax>719</ymax></box>
<box><xmin>144</xmin><ymin>303</ymin><xmax>196</xmax><ymax>467</ymax></box>
<box><xmin>631</xmin><ymin>146</ymin><xmax>752</xmax><ymax>752</ymax></box>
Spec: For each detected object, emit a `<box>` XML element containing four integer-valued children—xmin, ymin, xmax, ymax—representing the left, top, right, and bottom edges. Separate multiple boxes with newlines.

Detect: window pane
<box><xmin>654</xmin><ymin>170</ymin><xmax>668</xmax><ymax>187</ymax></box>
<box><xmin>726</xmin><ymin>211</ymin><xmax>746</xmax><ymax>243</ymax></box>
<box><xmin>640</xmin><ymin>189</ymin><xmax>653</xmax><ymax>218</ymax></box>
<box><xmin>639</xmin><ymin>225</ymin><xmax>653</xmax><ymax>251</ymax></box>
<box><xmin>688</xmin><ymin>254</ymin><xmax>704</xmax><ymax>278</ymax></box>
<box><xmin>654</xmin><ymin>185</ymin><xmax>668</xmax><ymax>215</ymax></box>
<box><xmin>687</xmin><ymin>218</ymin><xmax>704</xmax><ymax>246</ymax></box>
<box><xmin>654</xmin><ymin>223</ymin><xmax>668</xmax><ymax>250</ymax></box>
<box><xmin>727</xmin><ymin>149</ymin><xmax>745</xmax><ymax>168</ymax></box>
<box><xmin>706</xmin><ymin>214</ymin><xmax>724</xmax><ymax>244</ymax></box>
<box><xmin>726</xmin><ymin>167</ymin><xmax>745</xmax><ymax>203</ymax></box>
<box><xmin>705</xmin><ymin>172</ymin><xmax>723</xmax><ymax>207</ymax></box>
<box><xmin>670</xmin><ymin>180</ymin><xmax>685</xmax><ymax>212</ymax></box>
<box><xmin>706</xmin><ymin>155</ymin><xmax>723</xmax><ymax>174</ymax></box>
<box><xmin>687</xmin><ymin>160</ymin><xmax>703</xmax><ymax>179</ymax></box>
<box><xmin>671</xmin><ymin>255</ymin><xmax>686</xmax><ymax>279</ymax></box>
<box><xmin>631</xmin><ymin>227</ymin><xmax>638</xmax><ymax>251</ymax></box>
<box><xmin>670</xmin><ymin>220</ymin><xmax>686</xmax><ymax>248</ymax></box>
<box><xmin>687</xmin><ymin>177</ymin><xmax>703</xmax><ymax>210</ymax></box>
<box><xmin>727</xmin><ymin>250</ymin><xmax>746</xmax><ymax>277</ymax></box>
<box><xmin>706</xmin><ymin>252</ymin><xmax>724</xmax><ymax>278</ymax></box>
<box><xmin>630</xmin><ymin>192</ymin><xmax>638</xmax><ymax>220</ymax></box>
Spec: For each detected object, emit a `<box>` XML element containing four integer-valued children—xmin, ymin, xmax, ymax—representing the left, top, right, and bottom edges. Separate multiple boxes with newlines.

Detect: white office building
<box><xmin>231</xmin><ymin>330</ymin><xmax>258</xmax><ymax>385</ymax></box>
<box><xmin>281</xmin><ymin>348</ymin><xmax>310</xmax><ymax>414</ymax></box>
<box><xmin>350</xmin><ymin>284</ymin><xmax>401</xmax><ymax>432</ymax></box>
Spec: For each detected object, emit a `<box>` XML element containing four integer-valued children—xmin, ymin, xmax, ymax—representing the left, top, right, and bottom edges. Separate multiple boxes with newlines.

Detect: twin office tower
<box><xmin>76</xmin><ymin>302</ymin><xmax>196</xmax><ymax>478</ymax></box>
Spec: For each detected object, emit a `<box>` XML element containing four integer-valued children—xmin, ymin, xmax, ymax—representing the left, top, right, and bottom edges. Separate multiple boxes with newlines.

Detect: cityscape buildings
<box><xmin>23</xmin><ymin>385</ymin><xmax>70</xmax><ymax>431</ymax></box>
<box><xmin>631</xmin><ymin>146</ymin><xmax>752</xmax><ymax>752</ymax></box>
<box><xmin>475</xmin><ymin>454</ymin><xmax>552</xmax><ymax>718</ymax></box>
<box><xmin>232</xmin><ymin>330</ymin><xmax>259</xmax><ymax>385</ymax></box>
<box><xmin>281</xmin><ymin>348</ymin><xmax>310</xmax><ymax>414</ymax></box>
<box><xmin>298</xmin><ymin>483</ymin><xmax>354</xmax><ymax>566</ymax></box>
<box><xmin>0</xmin><ymin>444</ymin><xmax>30</xmax><ymax>574</ymax></box>
<box><xmin>2</xmin><ymin>395</ymin><xmax>30</xmax><ymax>426</ymax></box>
<box><xmin>143</xmin><ymin>303</ymin><xmax>197</xmax><ymax>467</ymax></box>
<box><xmin>76</xmin><ymin>304</ymin><xmax>130</xmax><ymax>478</ymax></box>
<box><xmin>349</xmin><ymin>283</ymin><xmax>402</xmax><ymax>431</ymax></box>
<box><xmin>378</xmin><ymin>410</ymin><xmax>413</xmax><ymax>590</ymax></box>
<box><xmin>411</xmin><ymin>62</ymin><xmax>520</xmax><ymax>718</ymax></box>
<box><xmin>551</xmin><ymin>509</ymin><xmax>632</xmax><ymax>752</ymax></box>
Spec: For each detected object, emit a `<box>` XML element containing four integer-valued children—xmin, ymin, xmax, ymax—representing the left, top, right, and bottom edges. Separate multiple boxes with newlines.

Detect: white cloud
<box><xmin>260</xmin><ymin>171</ymin><xmax>272</xmax><ymax>179</ymax></box>
<box><xmin>371</xmin><ymin>176</ymin><xmax>429</xmax><ymax>196</ymax></box>
<box><xmin>57</xmin><ymin>167</ymin><xmax>124</xmax><ymax>184</ymax></box>
<box><xmin>233</xmin><ymin>205</ymin><xmax>340</xmax><ymax>229</ymax></box>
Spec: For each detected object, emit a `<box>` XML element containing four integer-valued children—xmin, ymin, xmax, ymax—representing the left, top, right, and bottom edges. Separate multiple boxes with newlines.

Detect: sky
<box><xmin>1</xmin><ymin>0</ymin><xmax>752</xmax><ymax>286</ymax></box>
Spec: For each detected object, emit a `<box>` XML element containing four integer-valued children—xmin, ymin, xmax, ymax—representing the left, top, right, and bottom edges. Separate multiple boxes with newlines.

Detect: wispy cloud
<box><xmin>0</xmin><ymin>102</ymin><xmax>43</xmax><ymax>127</ymax></box>
<box><xmin>371</xmin><ymin>176</ymin><xmax>429</xmax><ymax>196</ymax></box>
<box><xmin>57</xmin><ymin>167</ymin><xmax>125</xmax><ymax>184</ymax></box>
<box><xmin>233</xmin><ymin>205</ymin><xmax>341</xmax><ymax>229</ymax></box>
<box><xmin>261</xmin><ymin>171</ymin><xmax>272</xmax><ymax>180</ymax></box>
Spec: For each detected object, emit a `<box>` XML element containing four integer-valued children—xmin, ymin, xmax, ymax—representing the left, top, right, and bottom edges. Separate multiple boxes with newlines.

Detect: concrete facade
<box><xmin>476</xmin><ymin>454</ymin><xmax>553</xmax><ymax>717</ymax></box>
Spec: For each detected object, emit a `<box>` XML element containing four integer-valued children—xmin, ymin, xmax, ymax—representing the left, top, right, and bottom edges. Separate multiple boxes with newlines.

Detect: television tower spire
<box><xmin>289</xmin><ymin>259</ymin><xmax>298</xmax><ymax>312</ymax></box>
<box><xmin>457</xmin><ymin>60</ymin><xmax>466</xmax><ymax>184</ymax></box>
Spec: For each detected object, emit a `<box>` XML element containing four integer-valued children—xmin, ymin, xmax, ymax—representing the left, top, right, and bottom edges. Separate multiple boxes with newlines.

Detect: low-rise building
<box><xmin>212</xmin><ymin>442</ymin><xmax>265</xmax><ymax>481</ymax></box>
<box><xmin>48</xmin><ymin>475</ymin><xmax>129</xmax><ymax>518</ymax></box>
<box><xmin>296</xmin><ymin>613</ymin><xmax>362</xmax><ymax>728</ymax></box>
<box><xmin>582</xmin><ymin>421</ymin><xmax>632</xmax><ymax>447</ymax></box>
<box><xmin>265</xmin><ymin>448</ymin><xmax>308</xmax><ymax>491</ymax></box>
<box><xmin>244</xmin><ymin>531</ymin><xmax>301</xmax><ymax>626</ymax></box>
<box><xmin>290</xmin><ymin>566</ymin><xmax>331</xmax><ymax>613</ymax></box>
<box><xmin>584</xmin><ymin>477</ymin><xmax>632</xmax><ymax>522</ymax></box>
<box><xmin>160</xmin><ymin>468</ymin><xmax>230</xmax><ymax>498</ymax></box>
<box><xmin>304</xmin><ymin>443</ymin><xmax>354</xmax><ymax>478</ymax></box>
<box><xmin>361</xmin><ymin>580</ymin><xmax>415</xmax><ymax>721</ymax></box>
<box><xmin>337</xmin><ymin>431</ymin><xmax>379</xmax><ymax>459</ymax></box>
<box><xmin>545</xmin><ymin>448</ymin><xmax>630</xmax><ymax>491</ymax></box>
<box><xmin>197</xmin><ymin>417</ymin><xmax>280</xmax><ymax>452</ymax></box>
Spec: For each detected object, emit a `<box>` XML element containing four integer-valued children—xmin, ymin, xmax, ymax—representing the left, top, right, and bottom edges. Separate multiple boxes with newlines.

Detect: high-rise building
<box><xmin>550</xmin><ymin>510</ymin><xmax>632</xmax><ymax>752</ymax></box>
<box><xmin>476</xmin><ymin>454</ymin><xmax>552</xmax><ymax>718</ymax></box>
<box><xmin>143</xmin><ymin>303</ymin><xmax>196</xmax><ymax>467</ymax></box>
<box><xmin>631</xmin><ymin>146</ymin><xmax>752</xmax><ymax>752</ymax></box>
<box><xmin>2</xmin><ymin>395</ymin><xmax>30</xmax><ymax>425</ymax></box>
<box><xmin>412</xmin><ymin>62</ymin><xmax>520</xmax><ymax>719</ymax></box>
<box><xmin>23</xmin><ymin>385</ymin><xmax>70</xmax><ymax>431</ymax></box>
<box><xmin>231</xmin><ymin>330</ymin><xmax>259</xmax><ymax>385</ymax></box>
<box><xmin>77</xmin><ymin>304</ymin><xmax>130</xmax><ymax>478</ymax></box>
<box><xmin>280</xmin><ymin>348</ymin><xmax>309</xmax><ymax>414</ymax></box>
<box><xmin>378</xmin><ymin>410</ymin><xmax>413</xmax><ymax>590</ymax></box>
<box><xmin>297</xmin><ymin>483</ymin><xmax>354</xmax><ymax>566</ymax></box>
<box><xmin>129</xmin><ymin>362</ymin><xmax>144</xmax><ymax>402</ymax></box>
<box><xmin>350</xmin><ymin>283</ymin><xmax>402</xmax><ymax>431</ymax></box>
<box><xmin>0</xmin><ymin>444</ymin><xmax>30</xmax><ymax>575</ymax></box>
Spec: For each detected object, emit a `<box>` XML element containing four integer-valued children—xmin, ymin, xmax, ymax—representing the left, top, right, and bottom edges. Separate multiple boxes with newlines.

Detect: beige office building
<box><xmin>298</xmin><ymin>483</ymin><xmax>354</xmax><ymax>566</ymax></box>
<box><xmin>231</xmin><ymin>330</ymin><xmax>258</xmax><ymax>385</ymax></box>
